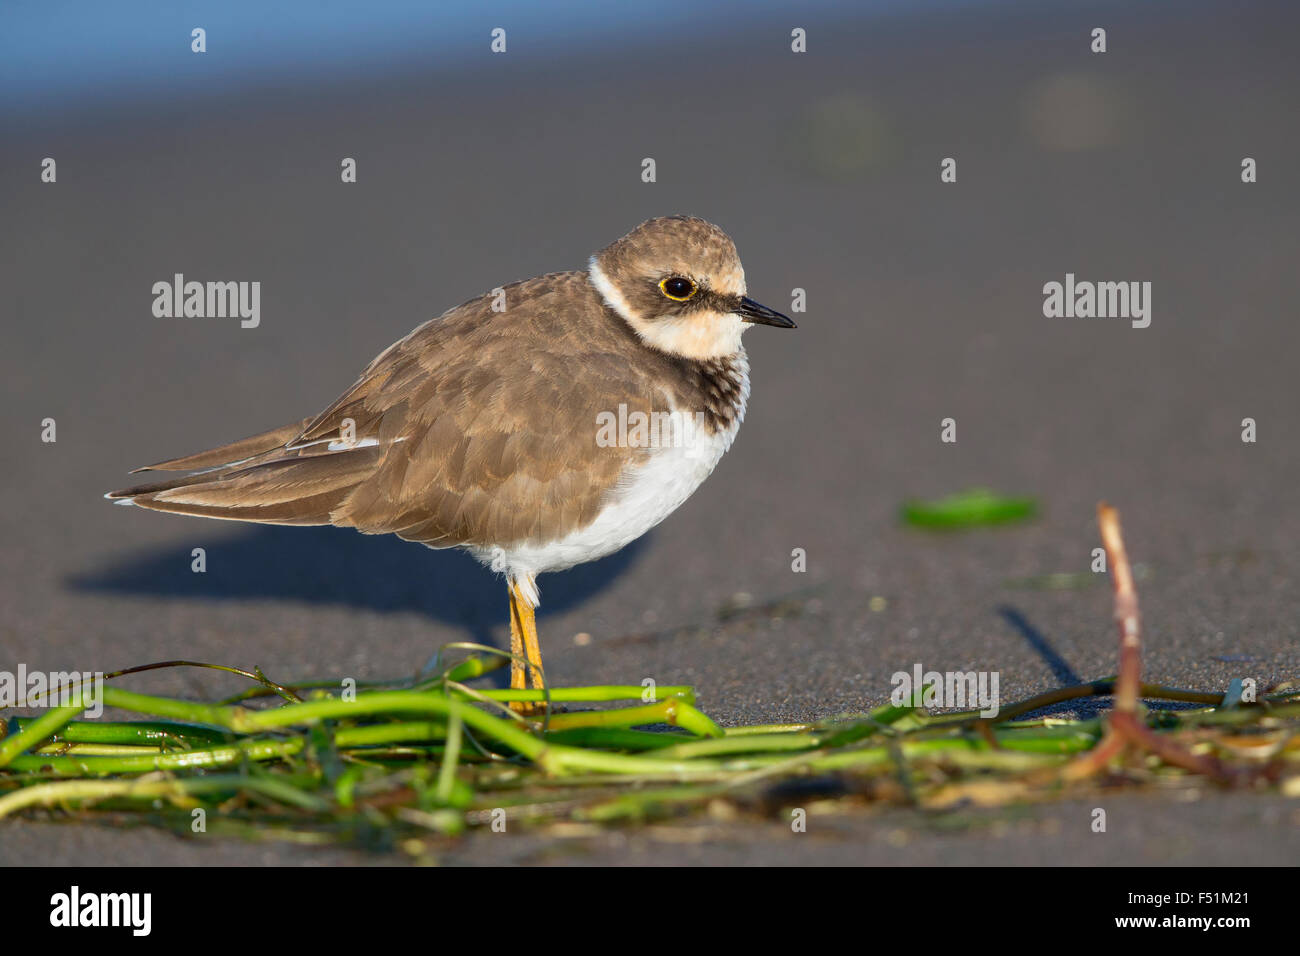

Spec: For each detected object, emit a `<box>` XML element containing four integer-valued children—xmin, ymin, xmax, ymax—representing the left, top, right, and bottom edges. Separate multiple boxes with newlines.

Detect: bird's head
<box><xmin>588</xmin><ymin>216</ymin><xmax>795</xmax><ymax>360</ymax></box>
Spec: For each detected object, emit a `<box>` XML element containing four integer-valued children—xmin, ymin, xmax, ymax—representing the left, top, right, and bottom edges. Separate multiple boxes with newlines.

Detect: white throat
<box><xmin>588</xmin><ymin>258</ymin><xmax>747</xmax><ymax>361</ymax></box>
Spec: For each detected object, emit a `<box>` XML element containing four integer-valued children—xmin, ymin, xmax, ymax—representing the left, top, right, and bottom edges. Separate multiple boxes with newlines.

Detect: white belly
<box><xmin>469</xmin><ymin>367</ymin><xmax>748</xmax><ymax>601</ymax></box>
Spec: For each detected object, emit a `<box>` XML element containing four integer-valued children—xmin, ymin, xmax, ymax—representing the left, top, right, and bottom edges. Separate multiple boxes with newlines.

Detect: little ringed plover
<box><xmin>108</xmin><ymin>216</ymin><xmax>796</xmax><ymax>707</ymax></box>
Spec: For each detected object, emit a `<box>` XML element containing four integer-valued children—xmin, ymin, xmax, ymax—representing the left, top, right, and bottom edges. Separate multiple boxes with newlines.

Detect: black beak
<box><xmin>736</xmin><ymin>296</ymin><xmax>797</xmax><ymax>329</ymax></box>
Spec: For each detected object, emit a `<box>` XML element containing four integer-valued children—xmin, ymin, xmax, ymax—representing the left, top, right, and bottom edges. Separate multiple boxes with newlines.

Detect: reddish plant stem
<box><xmin>1061</xmin><ymin>504</ymin><xmax>1234</xmax><ymax>783</ymax></box>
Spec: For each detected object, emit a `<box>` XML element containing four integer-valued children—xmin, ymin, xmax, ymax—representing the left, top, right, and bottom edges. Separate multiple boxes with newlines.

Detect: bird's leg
<box><xmin>507</xmin><ymin>576</ymin><xmax>545</xmax><ymax>714</ymax></box>
<box><xmin>508</xmin><ymin>583</ymin><xmax>527</xmax><ymax>697</ymax></box>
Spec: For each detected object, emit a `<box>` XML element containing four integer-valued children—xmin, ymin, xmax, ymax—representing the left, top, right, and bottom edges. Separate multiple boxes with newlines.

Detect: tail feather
<box><xmin>122</xmin><ymin>487</ymin><xmax>358</xmax><ymax>525</ymax></box>
<box><xmin>109</xmin><ymin>425</ymin><xmax>384</xmax><ymax>527</ymax></box>
<box><xmin>130</xmin><ymin>418</ymin><xmax>312</xmax><ymax>473</ymax></box>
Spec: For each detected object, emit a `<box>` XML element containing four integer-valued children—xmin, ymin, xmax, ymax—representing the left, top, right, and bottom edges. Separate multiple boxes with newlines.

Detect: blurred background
<box><xmin>2</xmin><ymin>0</ymin><xmax>1298</xmax><ymax>863</ymax></box>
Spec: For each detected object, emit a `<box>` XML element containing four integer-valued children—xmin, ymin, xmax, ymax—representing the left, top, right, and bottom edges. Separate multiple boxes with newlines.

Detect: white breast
<box><xmin>473</xmin><ymin>354</ymin><xmax>749</xmax><ymax>595</ymax></box>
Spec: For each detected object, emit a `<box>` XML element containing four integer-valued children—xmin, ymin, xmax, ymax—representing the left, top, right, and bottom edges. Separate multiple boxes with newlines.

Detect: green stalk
<box><xmin>0</xmin><ymin>704</ymin><xmax>84</xmax><ymax>768</ymax></box>
<box><xmin>543</xmin><ymin>699</ymin><xmax>723</xmax><ymax>738</ymax></box>
<box><xmin>469</xmin><ymin>686</ymin><xmax>696</xmax><ymax>704</ymax></box>
<box><xmin>89</xmin><ymin>688</ymin><xmax>719</xmax><ymax>776</ymax></box>
<box><xmin>34</xmin><ymin>744</ymin><xmax>167</xmax><ymax>757</ymax></box>
<box><xmin>9</xmin><ymin>717</ymin><xmax>229</xmax><ymax>747</ymax></box>
<box><xmin>435</xmin><ymin>711</ymin><xmax>463</xmax><ymax>804</ymax></box>
<box><xmin>577</xmin><ymin>783</ymin><xmax>729</xmax><ymax>822</ymax></box>
<box><xmin>5</xmin><ymin>737</ymin><xmax>303</xmax><ymax>776</ymax></box>
<box><xmin>724</xmin><ymin>723</ymin><xmax>817</xmax><ymax>735</ymax></box>
<box><xmin>542</xmin><ymin>727</ymin><xmax>693</xmax><ymax>750</ymax></box>
<box><xmin>0</xmin><ymin>772</ymin><xmax>328</xmax><ymax>819</ymax></box>
<box><xmin>335</xmin><ymin>722</ymin><xmax>447</xmax><ymax>747</ymax></box>
<box><xmin>649</xmin><ymin>731</ymin><xmax>828</xmax><ymax>760</ymax></box>
<box><xmin>2</xmin><ymin>656</ymin><xmax>1289</xmax><ymax>845</ymax></box>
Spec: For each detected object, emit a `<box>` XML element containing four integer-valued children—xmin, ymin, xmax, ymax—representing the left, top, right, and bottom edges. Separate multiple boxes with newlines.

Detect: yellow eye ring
<box><xmin>659</xmin><ymin>276</ymin><xmax>698</xmax><ymax>301</ymax></box>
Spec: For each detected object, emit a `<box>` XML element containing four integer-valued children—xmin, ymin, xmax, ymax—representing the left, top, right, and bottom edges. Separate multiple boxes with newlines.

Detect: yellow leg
<box><xmin>508</xmin><ymin>577</ymin><xmax>545</xmax><ymax>713</ymax></box>
<box><xmin>508</xmin><ymin>584</ymin><xmax>527</xmax><ymax>697</ymax></box>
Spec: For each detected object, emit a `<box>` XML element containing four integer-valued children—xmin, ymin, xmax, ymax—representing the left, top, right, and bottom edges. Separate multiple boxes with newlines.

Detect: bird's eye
<box><xmin>659</xmin><ymin>276</ymin><xmax>698</xmax><ymax>301</ymax></box>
